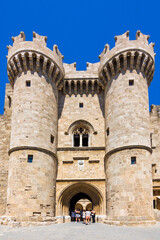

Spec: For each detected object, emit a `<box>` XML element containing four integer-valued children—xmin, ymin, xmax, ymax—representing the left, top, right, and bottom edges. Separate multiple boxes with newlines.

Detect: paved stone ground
<box><xmin>0</xmin><ymin>222</ymin><xmax>160</xmax><ymax>240</ymax></box>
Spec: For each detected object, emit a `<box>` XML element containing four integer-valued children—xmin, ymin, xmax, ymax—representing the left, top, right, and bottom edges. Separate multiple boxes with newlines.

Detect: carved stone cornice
<box><xmin>7</xmin><ymin>32</ymin><xmax>65</xmax><ymax>88</ymax></box>
<box><xmin>99</xmin><ymin>31</ymin><xmax>155</xmax><ymax>86</ymax></box>
<box><xmin>62</xmin><ymin>78</ymin><xmax>103</xmax><ymax>96</ymax></box>
<box><xmin>99</xmin><ymin>49</ymin><xmax>155</xmax><ymax>86</ymax></box>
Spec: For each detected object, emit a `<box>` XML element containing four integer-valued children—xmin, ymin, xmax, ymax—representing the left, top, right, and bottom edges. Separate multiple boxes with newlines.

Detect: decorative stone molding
<box><xmin>62</xmin><ymin>78</ymin><xmax>103</xmax><ymax>95</ymax></box>
<box><xmin>7</xmin><ymin>32</ymin><xmax>65</xmax><ymax>88</ymax></box>
<box><xmin>67</xmin><ymin>119</ymin><xmax>95</xmax><ymax>134</ymax></box>
<box><xmin>8</xmin><ymin>146</ymin><xmax>58</xmax><ymax>161</ymax></box>
<box><xmin>57</xmin><ymin>147</ymin><xmax>105</xmax><ymax>151</ymax></box>
<box><xmin>104</xmin><ymin>145</ymin><xmax>152</xmax><ymax>161</ymax></box>
<box><xmin>99</xmin><ymin>31</ymin><xmax>155</xmax><ymax>86</ymax></box>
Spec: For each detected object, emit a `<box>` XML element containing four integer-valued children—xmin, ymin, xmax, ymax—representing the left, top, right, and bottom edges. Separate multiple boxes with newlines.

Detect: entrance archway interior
<box><xmin>57</xmin><ymin>182</ymin><xmax>103</xmax><ymax>217</ymax></box>
<box><xmin>70</xmin><ymin>192</ymin><xmax>92</xmax><ymax>215</ymax></box>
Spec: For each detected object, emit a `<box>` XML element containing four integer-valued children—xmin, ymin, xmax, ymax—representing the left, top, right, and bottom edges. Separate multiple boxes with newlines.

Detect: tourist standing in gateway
<box><xmin>91</xmin><ymin>209</ymin><xmax>96</xmax><ymax>223</ymax></box>
<box><xmin>85</xmin><ymin>210</ymin><xmax>91</xmax><ymax>225</ymax></box>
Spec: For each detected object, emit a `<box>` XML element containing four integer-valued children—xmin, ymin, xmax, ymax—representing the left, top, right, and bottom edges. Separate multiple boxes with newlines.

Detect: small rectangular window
<box><xmin>79</xmin><ymin>103</ymin><xmax>83</xmax><ymax>108</ymax></box>
<box><xmin>131</xmin><ymin>156</ymin><xmax>136</xmax><ymax>164</ymax></box>
<box><xmin>28</xmin><ymin>155</ymin><xmax>33</xmax><ymax>163</ymax></box>
<box><xmin>50</xmin><ymin>135</ymin><xmax>54</xmax><ymax>144</ymax></box>
<box><xmin>129</xmin><ymin>80</ymin><xmax>134</xmax><ymax>86</ymax></box>
<box><xmin>106</xmin><ymin>127</ymin><xmax>109</xmax><ymax>136</ymax></box>
<box><xmin>26</xmin><ymin>81</ymin><xmax>31</xmax><ymax>87</ymax></box>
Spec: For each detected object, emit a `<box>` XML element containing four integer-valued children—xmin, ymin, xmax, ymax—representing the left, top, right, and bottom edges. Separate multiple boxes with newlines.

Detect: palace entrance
<box><xmin>70</xmin><ymin>192</ymin><xmax>92</xmax><ymax>215</ymax></box>
<box><xmin>56</xmin><ymin>182</ymin><xmax>104</xmax><ymax>218</ymax></box>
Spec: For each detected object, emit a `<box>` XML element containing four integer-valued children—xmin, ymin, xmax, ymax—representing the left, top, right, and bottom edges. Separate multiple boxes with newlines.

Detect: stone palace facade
<box><xmin>0</xmin><ymin>31</ymin><xmax>160</xmax><ymax>226</ymax></box>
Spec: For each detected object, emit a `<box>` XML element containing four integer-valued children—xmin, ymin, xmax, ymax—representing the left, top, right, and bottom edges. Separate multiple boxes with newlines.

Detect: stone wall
<box><xmin>150</xmin><ymin>105</ymin><xmax>160</xmax><ymax>180</ymax></box>
<box><xmin>150</xmin><ymin>105</ymin><xmax>160</xmax><ymax>209</ymax></box>
<box><xmin>0</xmin><ymin>84</ymin><xmax>13</xmax><ymax>215</ymax></box>
<box><xmin>105</xmin><ymin>70</ymin><xmax>150</xmax><ymax>153</ymax></box>
<box><xmin>10</xmin><ymin>72</ymin><xmax>58</xmax><ymax>153</ymax></box>
<box><xmin>58</xmin><ymin>92</ymin><xmax>105</xmax><ymax>148</ymax></box>
<box><xmin>6</xmin><ymin>149</ymin><xmax>57</xmax><ymax>222</ymax></box>
<box><xmin>56</xmin><ymin>65</ymin><xmax>106</xmax><ymax>218</ymax></box>
<box><xmin>105</xmin><ymin>149</ymin><xmax>154</xmax><ymax>222</ymax></box>
<box><xmin>57</xmin><ymin>150</ymin><xmax>105</xmax><ymax>179</ymax></box>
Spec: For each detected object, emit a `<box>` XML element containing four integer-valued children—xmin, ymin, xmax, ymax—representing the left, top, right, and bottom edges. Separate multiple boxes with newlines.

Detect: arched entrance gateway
<box><xmin>56</xmin><ymin>182</ymin><xmax>104</xmax><ymax>222</ymax></box>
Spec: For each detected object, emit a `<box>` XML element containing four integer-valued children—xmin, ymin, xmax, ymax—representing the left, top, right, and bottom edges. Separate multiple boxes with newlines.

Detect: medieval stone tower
<box><xmin>99</xmin><ymin>31</ymin><xmax>155</xmax><ymax>224</ymax></box>
<box><xmin>0</xmin><ymin>30</ymin><xmax>160</xmax><ymax>226</ymax></box>
<box><xmin>6</xmin><ymin>32</ymin><xmax>64</xmax><ymax>222</ymax></box>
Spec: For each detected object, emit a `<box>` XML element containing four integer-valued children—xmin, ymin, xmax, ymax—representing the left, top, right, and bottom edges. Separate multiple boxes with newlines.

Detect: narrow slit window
<box><xmin>153</xmin><ymin>199</ymin><xmax>156</xmax><ymax>209</ymax></box>
<box><xmin>129</xmin><ymin>79</ymin><xmax>134</xmax><ymax>86</ymax></box>
<box><xmin>26</xmin><ymin>80</ymin><xmax>31</xmax><ymax>87</ymax></box>
<box><xmin>106</xmin><ymin>127</ymin><xmax>109</xmax><ymax>136</ymax></box>
<box><xmin>131</xmin><ymin>156</ymin><xmax>136</xmax><ymax>164</ymax></box>
<box><xmin>79</xmin><ymin>103</ymin><xmax>83</xmax><ymax>108</ymax></box>
<box><xmin>50</xmin><ymin>135</ymin><xmax>54</xmax><ymax>144</ymax></box>
<box><xmin>82</xmin><ymin>134</ymin><xmax>88</xmax><ymax>146</ymax></box>
<box><xmin>74</xmin><ymin>134</ymin><xmax>80</xmax><ymax>147</ymax></box>
<box><xmin>8</xmin><ymin>96</ymin><xmax>12</xmax><ymax>108</ymax></box>
<box><xmin>28</xmin><ymin>155</ymin><xmax>33</xmax><ymax>163</ymax></box>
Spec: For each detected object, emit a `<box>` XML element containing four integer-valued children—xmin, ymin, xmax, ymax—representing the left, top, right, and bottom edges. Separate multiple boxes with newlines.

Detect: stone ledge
<box><xmin>56</xmin><ymin>178</ymin><xmax>105</xmax><ymax>182</ymax></box>
<box><xmin>105</xmin><ymin>145</ymin><xmax>152</xmax><ymax>160</ymax></box>
<box><xmin>57</xmin><ymin>147</ymin><xmax>105</xmax><ymax>151</ymax></box>
<box><xmin>104</xmin><ymin>219</ymin><xmax>156</xmax><ymax>226</ymax></box>
<box><xmin>153</xmin><ymin>179</ymin><xmax>160</xmax><ymax>182</ymax></box>
<box><xmin>0</xmin><ymin>215</ymin><xmax>57</xmax><ymax>227</ymax></box>
<box><xmin>9</xmin><ymin>146</ymin><xmax>58</xmax><ymax>161</ymax></box>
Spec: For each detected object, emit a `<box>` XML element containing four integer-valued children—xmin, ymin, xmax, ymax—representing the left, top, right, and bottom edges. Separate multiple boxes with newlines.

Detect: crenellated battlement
<box><xmin>62</xmin><ymin>62</ymin><xmax>103</xmax><ymax>95</ymax></box>
<box><xmin>99</xmin><ymin>31</ymin><xmax>155</xmax><ymax>87</ymax></box>
<box><xmin>7</xmin><ymin>32</ymin><xmax>65</xmax><ymax>88</ymax></box>
<box><xmin>150</xmin><ymin>104</ymin><xmax>160</xmax><ymax>118</ymax></box>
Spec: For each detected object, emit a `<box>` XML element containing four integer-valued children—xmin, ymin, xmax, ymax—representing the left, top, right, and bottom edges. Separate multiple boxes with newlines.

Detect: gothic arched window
<box><xmin>67</xmin><ymin>120</ymin><xmax>96</xmax><ymax>148</ymax></box>
<box><xmin>73</xmin><ymin>127</ymin><xmax>89</xmax><ymax>147</ymax></box>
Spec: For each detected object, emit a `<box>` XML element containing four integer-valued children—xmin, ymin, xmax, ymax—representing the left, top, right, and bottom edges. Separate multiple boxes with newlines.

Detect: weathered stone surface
<box><xmin>0</xmin><ymin>31</ymin><xmax>160</xmax><ymax>226</ymax></box>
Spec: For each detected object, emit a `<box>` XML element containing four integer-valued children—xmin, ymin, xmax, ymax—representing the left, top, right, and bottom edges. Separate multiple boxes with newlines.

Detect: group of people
<box><xmin>71</xmin><ymin>208</ymin><xmax>96</xmax><ymax>225</ymax></box>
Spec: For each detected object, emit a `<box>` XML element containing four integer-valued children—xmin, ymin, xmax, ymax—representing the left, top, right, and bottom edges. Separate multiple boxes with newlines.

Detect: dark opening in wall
<box><xmin>152</xmin><ymin>164</ymin><xmax>157</xmax><ymax>177</ymax></box>
<box><xmin>131</xmin><ymin>156</ymin><xmax>136</xmax><ymax>164</ymax></box>
<box><xmin>26</xmin><ymin>80</ymin><xmax>31</xmax><ymax>87</ymax></box>
<box><xmin>74</xmin><ymin>134</ymin><xmax>80</xmax><ymax>147</ymax></box>
<box><xmin>82</xmin><ymin>134</ymin><xmax>88</xmax><ymax>146</ymax></box>
<box><xmin>129</xmin><ymin>79</ymin><xmax>134</xmax><ymax>86</ymax></box>
<box><xmin>8</xmin><ymin>96</ymin><xmax>12</xmax><ymax>108</ymax></box>
<box><xmin>153</xmin><ymin>199</ymin><xmax>156</xmax><ymax>209</ymax></box>
<box><xmin>106</xmin><ymin>127</ymin><xmax>109</xmax><ymax>136</ymax></box>
<box><xmin>28</xmin><ymin>155</ymin><xmax>33</xmax><ymax>163</ymax></box>
<box><xmin>50</xmin><ymin>135</ymin><xmax>54</xmax><ymax>144</ymax></box>
<box><xmin>79</xmin><ymin>103</ymin><xmax>83</xmax><ymax>108</ymax></box>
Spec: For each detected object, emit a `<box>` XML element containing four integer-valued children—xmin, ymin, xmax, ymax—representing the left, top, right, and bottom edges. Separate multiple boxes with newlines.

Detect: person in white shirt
<box><xmin>82</xmin><ymin>210</ymin><xmax>86</xmax><ymax>224</ymax></box>
<box><xmin>85</xmin><ymin>210</ymin><xmax>91</xmax><ymax>225</ymax></box>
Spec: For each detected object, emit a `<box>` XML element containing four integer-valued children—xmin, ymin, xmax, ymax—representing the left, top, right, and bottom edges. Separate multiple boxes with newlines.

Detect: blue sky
<box><xmin>0</xmin><ymin>0</ymin><xmax>159</xmax><ymax>114</ymax></box>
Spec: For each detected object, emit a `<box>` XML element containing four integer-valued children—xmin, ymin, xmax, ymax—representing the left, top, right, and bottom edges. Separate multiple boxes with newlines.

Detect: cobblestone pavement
<box><xmin>0</xmin><ymin>222</ymin><xmax>160</xmax><ymax>240</ymax></box>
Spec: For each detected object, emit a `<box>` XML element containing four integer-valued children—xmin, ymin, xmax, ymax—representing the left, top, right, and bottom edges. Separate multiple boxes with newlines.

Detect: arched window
<box><xmin>73</xmin><ymin>127</ymin><xmax>89</xmax><ymax>147</ymax></box>
<box><xmin>67</xmin><ymin>120</ymin><xmax>96</xmax><ymax>148</ymax></box>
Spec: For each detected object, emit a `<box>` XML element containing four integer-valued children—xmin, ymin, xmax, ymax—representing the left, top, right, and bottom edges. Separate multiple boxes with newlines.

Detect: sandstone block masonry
<box><xmin>0</xmin><ymin>30</ymin><xmax>160</xmax><ymax>226</ymax></box>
